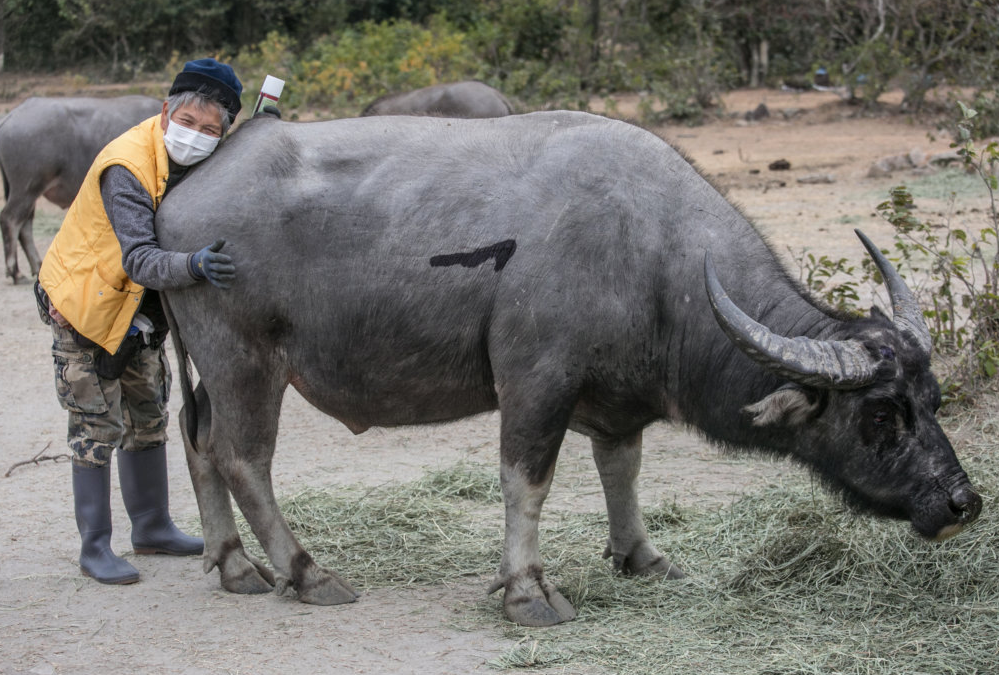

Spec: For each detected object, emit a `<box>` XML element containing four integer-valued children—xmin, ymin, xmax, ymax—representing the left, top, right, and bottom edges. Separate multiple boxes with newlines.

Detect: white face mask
<box><xmin>163</xmin><ymin>120</ymin><xmax>220</xmax><ymax>166</ymax></box>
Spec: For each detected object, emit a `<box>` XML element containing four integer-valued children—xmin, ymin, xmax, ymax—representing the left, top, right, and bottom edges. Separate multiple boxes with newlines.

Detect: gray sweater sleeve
<box><xmin>101</xmin><ymin>164</ymin><xmax>198</xmax><ymax>290</ymax></box>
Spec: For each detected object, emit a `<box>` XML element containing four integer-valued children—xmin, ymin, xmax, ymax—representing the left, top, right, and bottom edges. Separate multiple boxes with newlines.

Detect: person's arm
<box><xmin>102</xmin><ymin>165</ymin><xmax>234</xmax><ymax>289</ymax></box>
<box><xmin>102</xmin><ymin>164</ymin><xmax>198</xmax><ymax>290</ymax></box>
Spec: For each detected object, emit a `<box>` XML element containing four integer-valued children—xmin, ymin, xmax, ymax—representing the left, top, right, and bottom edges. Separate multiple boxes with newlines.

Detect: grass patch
<box><xmin>247</xmin><ymin>462</ymin><xmax>505</xmax><ymax>587</ymax></box>
<box><xmin>904</xmin><ymin>168</ymin><xmax>989</xmax><ymax>203</ymax></box>
<box><xmin>244</xmin><ymin>450</ymin><xmax>998</xmax><ymax>675</ymax></box>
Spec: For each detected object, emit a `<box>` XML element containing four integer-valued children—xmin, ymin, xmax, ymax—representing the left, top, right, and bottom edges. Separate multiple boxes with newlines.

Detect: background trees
<box><xmin>0</xmin><ymin>0</ymin><xmax>995</xmax><ymax>120</ymax></box>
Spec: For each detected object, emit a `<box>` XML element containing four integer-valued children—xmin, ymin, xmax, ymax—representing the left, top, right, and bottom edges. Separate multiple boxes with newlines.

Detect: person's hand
<box><xmin>190</xmin><ymin>239</ymin><xmax>235</xmax><ymax>289</ymax></box>
<box><xmin>48</xmin><ymin>303</ymin><xmax>72</xmax><ymax>329</ymax></box>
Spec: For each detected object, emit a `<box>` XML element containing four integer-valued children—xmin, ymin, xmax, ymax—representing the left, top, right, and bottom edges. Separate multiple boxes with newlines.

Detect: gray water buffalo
<box><xmin>0</xmin><ymin>95</ymin><xmax>163</xmax><ymax>282</ymax></box>
<box><xmin>157</xmin><ymin>111</ymin><xmax>981</xmax><ymax>627</ymax></box>
<box><xmin>361</xmin><ymin>80</ymin><xmax>513</xmax><ymax>118</ymax></box>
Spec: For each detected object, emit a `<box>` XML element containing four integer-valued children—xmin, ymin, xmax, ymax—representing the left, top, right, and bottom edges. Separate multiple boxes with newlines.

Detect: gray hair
<box><xmin>166</xmin><ymin>90</ymin><xmax>231</xmax><ymax>135</ymax></box>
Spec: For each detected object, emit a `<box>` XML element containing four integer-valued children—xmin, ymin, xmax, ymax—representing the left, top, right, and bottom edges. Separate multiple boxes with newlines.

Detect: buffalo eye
<box><xmin>872</xmin><ymin>409</ymin><xmax>892</xmax><ymax>426</ymax></box>
<box><xmin>860</xmin><ymin>399</ymin><xmax>902</xmax><ymax>447</ymax></box>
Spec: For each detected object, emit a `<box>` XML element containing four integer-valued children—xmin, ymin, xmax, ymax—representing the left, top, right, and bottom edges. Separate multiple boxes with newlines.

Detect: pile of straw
<box><xmin>255</xmin><ymin>449</ymin><xmax>997</xmax><ymax>674</ymax></box>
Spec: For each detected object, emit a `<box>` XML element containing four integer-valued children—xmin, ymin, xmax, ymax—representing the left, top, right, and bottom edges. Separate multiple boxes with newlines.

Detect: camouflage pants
<box><xmin>50</xmin><ymin>323</ymin><xmax>172</xmax><ymax>467</ymax></box>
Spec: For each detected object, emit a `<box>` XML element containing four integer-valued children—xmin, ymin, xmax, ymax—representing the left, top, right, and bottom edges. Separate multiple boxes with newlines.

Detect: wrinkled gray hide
<box><xmin>0</xmin><ymin>95</ymin><xmax>162</xmax><ymax>282</ymax></box>
<box><xmin>157</xmin><ymin>111</ymin><xmax>979</xmax><ymax>628</ymax></box>
<box><xmin>361</xmin><ymin>81</ymin><xmax>512</xmax><ymax>118</ymax></box>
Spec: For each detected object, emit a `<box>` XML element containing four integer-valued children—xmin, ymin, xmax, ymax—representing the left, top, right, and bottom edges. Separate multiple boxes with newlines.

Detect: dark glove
<box><xmin>256</xmin><ymin>105</ymin><xmax>281</xmax><ymax>119</ymax></box>
<box><xmin>94</xmin><ymin>334</ymin><xmax>141</xmax><ymax>379</ymax></box>
<box><xmin>190</xmin><ymin>239</ymin><xmax>235</xmax><ymax>289</ymax></box>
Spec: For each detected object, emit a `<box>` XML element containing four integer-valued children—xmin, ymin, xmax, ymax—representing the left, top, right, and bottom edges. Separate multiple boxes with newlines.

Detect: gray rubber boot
<box><xmin>72</xmin><ymin>462</ymin><xmax>140</xmax><ymax>584</ymax></box>
<box><xmin>117</xmin><ymin>445</ymin><xmax>204</xmax><ymax>556</ymax></box>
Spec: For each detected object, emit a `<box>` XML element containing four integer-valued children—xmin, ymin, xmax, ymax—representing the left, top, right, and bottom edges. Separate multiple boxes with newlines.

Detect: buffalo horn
<box><xmin>704</xmin><ymin>253</ymin><xmax>880</xmax><ymax>389</ymax></box>
<box><xmin>854</xmin><ymin>229</ymin><xmax>933</xmax><ymax>357</ymax></box>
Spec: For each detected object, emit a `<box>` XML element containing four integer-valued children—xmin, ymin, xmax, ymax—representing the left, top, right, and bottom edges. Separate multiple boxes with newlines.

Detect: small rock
<box><xmin>768</xmin><ymin>159</ymin><xmax>791</xmax><ymax>171</ymax></box>
<box><xmin>929</xmin><ymin>150</ymin><xmax>962</xmax><ymax>166</ymax></box>
<box><xmin>885</xmin><ymin>154</ymin><xmax>915</xmax><ymax>171</ymax></box>
<box><xmin>797</xmin><ymin>173</ymin><xmax>836</xmax><ymax>184</ymax></box>
<box><xmin>867</xmin><ymin>162</ymin><xmax>891</xmax><ymax>178</ymax></box>
<box><xmin>908</xmin><ymin>147</ymin><xmax>927</xmax><ymax>167</ymax></box>
<box><xmin>867</xmin><ymin>154</ymin><xmax>913</xmax><ymax>177</ymax></box>
<box><xmin>745</xmin><ymin>103</ymin><xmax>770</xmax><ymax>121</ymax></box>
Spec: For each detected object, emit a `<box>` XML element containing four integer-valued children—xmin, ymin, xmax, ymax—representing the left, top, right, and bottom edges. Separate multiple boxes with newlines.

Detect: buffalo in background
<box><xmin>362</xmin><ymin>81</ymin><xmax>513</xmax><ymax>118</ymax></box>
<box><xmin>0</xmin><ymin>95</ymin><xmax>163</xmax><ymax>283</ymax></box>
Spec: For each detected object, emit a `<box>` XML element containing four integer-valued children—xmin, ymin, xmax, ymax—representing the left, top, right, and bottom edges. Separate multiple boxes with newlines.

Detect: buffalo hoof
<box><xmin>490</xmin><ymin>572</ymin><xmax>577</xmax><ymax>627</ymax></box>
<box><xmin>220</xmin><ymin>550</ymin><xmax>276</xmax><ymax>595</ymax></box>
<box><xmin>603</xmin><ymin>540</ymin><xmax>685</xmax><ymax>579</ymax></box>
<box><xmin>505</xmin><ymin>588</ymin><xmax>577</xmax><ymax>627</ymax></box>
<box><xmin>296</xmin><ymin>568</ymin><xmax>359</xmax><ymax>606</ymax></box>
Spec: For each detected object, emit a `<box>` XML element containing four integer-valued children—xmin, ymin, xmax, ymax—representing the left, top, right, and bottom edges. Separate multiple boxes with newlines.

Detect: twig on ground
<box><xmin>4</xmin><ymin>442</ymin><xmax>71</xmax><ymax>477</ymax></box>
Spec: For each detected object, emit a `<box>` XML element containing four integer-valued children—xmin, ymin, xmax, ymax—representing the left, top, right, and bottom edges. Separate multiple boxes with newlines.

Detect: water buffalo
<box><xmin>0</xmin><ymin>95</ymin><xmax>163</xmax><ymax>282</ymax></box>
<box><xmin>361</xmin><ymin>80</ymin><xmax>513</xmax><ymax>118</ymax></box>
<box><xmin>157</xmin><ymin>111</ymin><xmax>981</xmax><ymax>627</ymax></box>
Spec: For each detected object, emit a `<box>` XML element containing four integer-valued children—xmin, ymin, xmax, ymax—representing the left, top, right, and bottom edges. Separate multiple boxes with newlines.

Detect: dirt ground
<box><xmin>0</xmin><ymin>86</ymin><xmax>990</xmax><ymax>675</ymax></box>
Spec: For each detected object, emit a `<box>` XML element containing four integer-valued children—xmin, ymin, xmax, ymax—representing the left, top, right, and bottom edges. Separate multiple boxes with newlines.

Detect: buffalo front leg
<box><xmin>206</xmin><ymin>386</ymin><xmax>357</xmax><ymax>606</ymax></box>
<box><xmin>592</xmin><ymin>433</ymin><xmax>683</xmax><ymax>578</ymax></box>
<box><xmin>489</xmin><ymin>387</ymin><xmax>576</xmax><ymax>626</ymax></box>
<box><xmin>181</xmin><ymin>384</ymin><xmax>274</xmax><ymax>595</ymax></box>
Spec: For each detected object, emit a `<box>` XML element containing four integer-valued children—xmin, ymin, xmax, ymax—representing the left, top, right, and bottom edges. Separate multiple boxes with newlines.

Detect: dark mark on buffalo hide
<box><xmin>430</xmin><ymin>239</ymin><xmax>517</xmax><ymax>272</ymax></box>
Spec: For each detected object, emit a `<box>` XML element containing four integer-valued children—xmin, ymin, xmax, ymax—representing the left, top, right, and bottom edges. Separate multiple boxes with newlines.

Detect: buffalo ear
<box><xmin>743</xmin><ymin>386</ymin><xmax>821</xmax><ymax>427</ymax></box>
<box><xmin>870</xmin><ymin>305</ymin><xmax>889</xmax><ymax>321</ymax></box>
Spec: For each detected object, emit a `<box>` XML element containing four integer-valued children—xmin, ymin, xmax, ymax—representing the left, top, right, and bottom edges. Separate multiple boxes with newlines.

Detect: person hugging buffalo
<box><xmin>33</xmin><ymin>58</ymin><xmax>242</xmax><ymax>585</ymax></box>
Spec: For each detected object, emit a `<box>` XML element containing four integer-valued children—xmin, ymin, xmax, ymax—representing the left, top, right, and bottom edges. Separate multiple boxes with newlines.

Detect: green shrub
<box><xmin>232</xmin><ymin>18</ymin><xmax>482</xmax><ymax>116</ymax></box>
<box><xmin>794</xmin><ymin>102</ymin><xmax>999</xmax><ymax>404</ymax></box>
<box><xmin>947</xmin><ymin>89</ymin><xmax>999</xmax><ymax>141</ymax></box>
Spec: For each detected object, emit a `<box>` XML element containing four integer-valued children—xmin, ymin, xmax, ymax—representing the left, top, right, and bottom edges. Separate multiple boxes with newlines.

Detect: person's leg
<box><xmin>118</xmin><ymin>344</ymin><xmax>203</xmax><ymax>555</ymax></box>
<box><xmin>50</xmin><ymin>324</ymin><xmax>137</xmax><ymax>584</ymax></box>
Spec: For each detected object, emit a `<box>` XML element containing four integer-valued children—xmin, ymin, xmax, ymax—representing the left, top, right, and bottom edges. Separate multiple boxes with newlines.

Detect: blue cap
<box><xmin>169</xmin><ymin>58</ymin><xmax>243</xmax><ymax>123</ymax></box>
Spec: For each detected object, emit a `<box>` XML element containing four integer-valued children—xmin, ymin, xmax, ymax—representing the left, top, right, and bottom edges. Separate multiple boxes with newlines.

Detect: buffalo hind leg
<box><xmin>0</xmin><ymin>197</ymin><xmax>35</xmax><ymax>283</ymax></box>
<box><xmin>592</xmin><ymin>433</ymin><xmax>683</xmax><ymax>578</ymax></box>
<box><xmin>206</xmin><ymin>381</ymin><xmax>357</xmax><ymax>606</ymax></box>
<box><xmin>17</xmin><ymin>208</ymin><xmax>41</xmax><ymax>277</ymax></box>
<box><xmin>489</xmin><ymin>383</ymin><xmax>577</xmax><ymax>627</ymax></box>
<box><xmin>181</xmin><ymin>384</ymin><xmax>274</xmax><ymax>594</ymax></box>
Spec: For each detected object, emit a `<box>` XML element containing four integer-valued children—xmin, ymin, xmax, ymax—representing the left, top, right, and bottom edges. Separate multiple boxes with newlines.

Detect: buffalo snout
<box><xmin>929</xmin><ymin>481</ymin><xmax>982</xmax><ymax>541</ymax></box>
<box><xmin>949</xmin><ymin>485</ymin><xmax>982</xmax><ymax>525</ymax></box>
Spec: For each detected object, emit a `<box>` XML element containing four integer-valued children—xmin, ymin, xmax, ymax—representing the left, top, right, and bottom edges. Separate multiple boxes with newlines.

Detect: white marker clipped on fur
<box><xmin>252</xmin><ymin>75</ymin><xmax>284</xmax><ymax>115</ymax></box>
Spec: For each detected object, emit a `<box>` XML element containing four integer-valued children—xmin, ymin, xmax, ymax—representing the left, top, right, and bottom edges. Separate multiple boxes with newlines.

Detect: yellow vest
<box><xmin>39</xmin><ymin>115</ymin><xmax>169</xmax><ymax>353</ymax></box>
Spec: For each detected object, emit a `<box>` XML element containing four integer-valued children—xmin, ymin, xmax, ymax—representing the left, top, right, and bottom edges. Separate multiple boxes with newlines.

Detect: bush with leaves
<box><xmin>787</xmin><ymin>250</ymin><xmax>863</xmax><ymax>315</ymax></box>
<box><xmin>947</xmin><ymin>88</ymin><xmax>999</xmax><ymax>141</ymax></box>
<box><xmin>232</xmin><ymin>17</ymin><xmax>482</xmax><ymax>115</ymax></box>
<box><xmin>794</xmin><ymin>102</ymin><xmax>999</xmax><ymax>403</ymax></box>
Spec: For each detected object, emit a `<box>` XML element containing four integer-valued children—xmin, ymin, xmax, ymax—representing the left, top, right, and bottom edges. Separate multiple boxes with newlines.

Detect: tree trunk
<box><xmin>0</xmin><ymin>0</ymin><xmax>6</xmax><ymax>74</ymax></box>
<box><xmin>589</xmin><ymin>0</ymin><xmax>601</xmax><ymax>68</ymax></box>
<box><xmin>748</xmin><ymin>39</ymin><xmax>770</xmax><ymax>88</ymax></box>
<box><xmin>759</xmin><ymin>38</ymin><xmax>769</xmax><ymax>85</ymax></box>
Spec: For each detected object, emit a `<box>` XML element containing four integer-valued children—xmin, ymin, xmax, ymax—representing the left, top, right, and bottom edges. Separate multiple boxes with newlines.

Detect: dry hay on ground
<box><xmin>260</xmin><ymin>421</ymin><xmax>998</xmax><ymax>675</ymax></box>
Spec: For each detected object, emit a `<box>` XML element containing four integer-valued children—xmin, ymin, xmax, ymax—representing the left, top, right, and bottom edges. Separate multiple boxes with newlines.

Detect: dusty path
<box><xmin>0</xmin><ymin>86</ymin><xmax>987</xmax><ymax>675</ymax></box>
